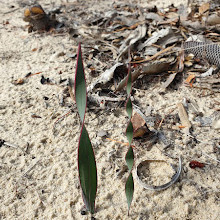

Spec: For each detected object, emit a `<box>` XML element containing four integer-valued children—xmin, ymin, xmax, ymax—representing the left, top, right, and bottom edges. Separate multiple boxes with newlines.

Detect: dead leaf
<box><xmin>88</xmin><ymin>63</ymin><xmax>123</xmax><ymax>92</ymax></box>
<box><xmin>185</xmin><ymin>74</ymin><xmax>195</xmax><ymax>86</ymax></box>
<box><xmin>138</xmin><ymin>28</ymin><xmax>170</xmax><ymax>50</ymax></box>
<box><xmin>131</xmin><ymin>112</ymin><xmax>150</xmax><ymax>138</ymax></box>
<box><xmin>117</xmin><ymin>24</ymin><xmax>147</xmax><ymax>60</ymax></box>
<box><xmin>199</xmin><ymin>3</ymin><xmax>210</xmax><ymax>15</ymax></box>
<box><xmin>206</xmin><ymin>14</ymin><xmax>220</xmax><ymax>26</ymax></box>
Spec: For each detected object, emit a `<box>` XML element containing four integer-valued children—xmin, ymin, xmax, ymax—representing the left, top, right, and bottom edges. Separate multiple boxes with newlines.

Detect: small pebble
<box><xmin>80</xmin><ymin>210</ymin><xmax>86</xmax><ymax>215</ymax></box>
<box><xmin>49</xmin><ymin>51</ymin><xmax>65</xmax><ymax>62</ymax></box>
<box><xmin>0</xmin><ymin>105</ymin><xmax>6</xmax><ymax>110</ymax></box>
<box><xmin>213</xmin><ymin>119</ymin><xmax>220</xmax><ymax>130</ymax></box>
<box><xmin>97</xmin><ymin>130</ymin><xmax>107</xmax><ymax>137</ymax></box>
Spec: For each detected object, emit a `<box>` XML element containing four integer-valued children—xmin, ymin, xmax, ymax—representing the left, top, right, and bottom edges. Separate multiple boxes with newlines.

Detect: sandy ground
<box><xmin>0</xmin><ymin>0</ymin><xmax>219</xmax><ymax>220</ymax></box>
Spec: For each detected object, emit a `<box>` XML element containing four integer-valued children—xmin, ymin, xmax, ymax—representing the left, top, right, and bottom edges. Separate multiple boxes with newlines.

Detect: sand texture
<box><xmin>0</xmin><ymin>0</ymin><xmax>219</xmax><ymax>219</ymax></box>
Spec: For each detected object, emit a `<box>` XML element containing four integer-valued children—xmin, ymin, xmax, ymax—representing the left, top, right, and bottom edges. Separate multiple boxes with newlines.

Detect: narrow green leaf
<box><xmin>75</xmin><ymin>43</ymin><xmax>87</xmax><ymax>122</ymax></box>
<box><xmin>78</xmin><ymin>125</ymin><xmax>97</xmax><ymax>214</ymax></box>
<box><xmin>125</xmin><ymin>146</ymin><xmax>134</xmax><ymax>171</ymax></box>
<box><xmin>75</xmin><ymin>43</ymin><xmax>97</xmax><ymax>214</ymax></box>
<box><xmin>126</xmin><ymin>65</ymin><xmax>132</xmax><ymax>95</ymax></box>
<box><xmin>126</xmin><ymin>98</ymin><xmax>132</xmax><ymax>119</ymax></box>
<box><xmin>125</xmin><ymin>173</ymin><xmax>134</xmax><ymax>215</ymax></box>
<box><xmin>126</xmin><ymin>121</ymin><xmax>133</xmax><ymax>146</ymax></box>
<box><xmin>125</xmin><ymin>62</ymin><xmax>134</xmax><ymax>214</ymax></box>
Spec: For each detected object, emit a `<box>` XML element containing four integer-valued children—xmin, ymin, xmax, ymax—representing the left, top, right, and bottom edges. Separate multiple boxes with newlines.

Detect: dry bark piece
<box><xmin>31</xmin><ymin>114</ymin><xmax>42</xmax><ymax>118</ymax></box>
<box><xmin>177</xmin><ymin>103</ymin><xmax>191</xmax><ymax>129</ymax></box>
<box><xmin>177</xmin><ymin>102</ymin><xmax>192</xmax><ymax>144</ymax></box>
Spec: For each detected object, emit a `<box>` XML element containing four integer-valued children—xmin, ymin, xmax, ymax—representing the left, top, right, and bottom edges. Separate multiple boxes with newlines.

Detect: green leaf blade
<box><xmin>125</xmin><ymin>173</ymin><xmax>134</xmax><ymax>215</ymax></box>
<box><xmin>75</xmin><ymin>43</ymin><xmax>97</xmax><ymax>214</ymax></box>
<box><xmin>126</xmin><ymin>121</ymin><xmax>133</xmax><ymax>146</ymax></box>
<box><xmin>75</xmin><ymin>43</ymin><xmax>87</xmax><ymax>122</ymax></box>
<box><xmin>126</xmin><ymin>65</ymin><xmax>132</xmax><ymax>95</ymax></box>
<box><xmin>78</xmin><ymin>126</ymin><xmax>97</xmax><ymax>214</ymax></box>
<box><xmin>125</xmin><ymin>62</ymin><xmax>134</xmax><ymax>214</ymax></box>
<box><xmin>125</xmin><ymin>146</ymin><xmax>134</xmax><ymax>171</ymax></box>
<box><xmin>126</xmin><ymin>98</ymin><xmax>132</xmax><ymax>119</ymax></box>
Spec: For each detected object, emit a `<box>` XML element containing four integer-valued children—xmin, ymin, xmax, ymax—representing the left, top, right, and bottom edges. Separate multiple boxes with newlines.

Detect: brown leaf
<box><xmin>131</xmin><ymin>112</ymin><xmax>146</xmax><ymax>129</ymax></box>
<box><xmin>131</xmin><ymin>112</ymin><xmax>150</xmax><ymax>138</ymax></box>
<box><xmin>185</xmin><ymin>74</ymin><xmax>195</xmax><ymax>86</ymax></box>
<box><xmin>199</xmin><ymin>3</ymin><xmax>210</xmax><ymax>15</ymax></box>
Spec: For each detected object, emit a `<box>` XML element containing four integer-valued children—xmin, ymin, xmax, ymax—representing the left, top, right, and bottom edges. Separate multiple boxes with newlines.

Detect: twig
<box><xmin>53</xmin><ymin>110</ymin><xmax>72</xmax><ymax>129</ymax></box>
<box><xmin>202</xmin><ymin>152</ymin><xmax>220</xmax><ymax>163</ymax></box>
<box><xmin>22</xmin><ymin>159</ymin><xmax>40</xmax><ymax>178</ymax></box>
<box><xmin>3</xmin><ymin>8</ymin><xmax>19</xmax><ymax>14</ymax></box>
<box><xmin>157</xmin><ymin>108</ymin><xmax>175</xmax><ymax>129</ymax></box>
<box><xmin>0</xmin><ymin>139</ymin><xmax>24</xmax><ymax>153</ymax></box>
<box><xmin>1</xmin><ymin>140</ymin><xmax>18</xmax><ymax>149</ymax></box>
<box><xmin>130</xmin><ymin>44</ymin><xmax>175</xmax><ymax>64</ymax></box>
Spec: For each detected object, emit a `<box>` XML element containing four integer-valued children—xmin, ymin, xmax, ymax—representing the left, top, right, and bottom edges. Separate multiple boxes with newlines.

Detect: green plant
<box><xmin>125</xmin><ymin>63</ymin><xmax>134</xmax><ymax>215</ymax></box>
<box><xmin>74</xmin><ymin>43</ymin><xmax>97</xmax><ymax>214</ymax></box>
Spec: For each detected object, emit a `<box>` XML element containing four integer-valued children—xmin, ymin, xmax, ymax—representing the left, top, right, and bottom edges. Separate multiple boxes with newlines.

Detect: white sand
<box><xmin>0</xmin><ymin>0</ymin><xmax>219</xmax><ymax>219</ymax></box>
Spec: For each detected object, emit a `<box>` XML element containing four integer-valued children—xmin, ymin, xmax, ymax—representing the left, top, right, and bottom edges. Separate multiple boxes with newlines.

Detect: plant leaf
<box><xmin>126</xmin><ymin>121</ymin><xmax>133</xmax><ymax>146</ymax></box>
<box><xmin>125</xmin><ymin>146</ymin><xmax>134</xmax><ymax>171</ymax></box>
<box><xmin>126</xmin><ymin>66</ymin><xmax>132</xmax><ymax>95</ymax></box>
<box><xmin>125</xmin><ymin>62</ymin><xmax>134</xmax><ymax>215</ymax></box>
<box><xmin>75</xmin><ymin>43</ymin><xmax>87</xmax><ymax>122</ymax></box>
<box><xmin>75</xmin><ymin>43</ymin><xmax>97</xmax><ymax>214</ymax></box>
<box><xmin>125</xmin><ymin>172</ymin><xmax>134</xmax><ymax>215</ymax></box>
<box><xmin>126</xmin><ymin>98</ymin><xmax>132</xmax><ymax>119</ymax></box>
<box><xmin>78</xmin><ymin>125</ymin><xmax>97</xmax><ymax>214</ymax></box>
